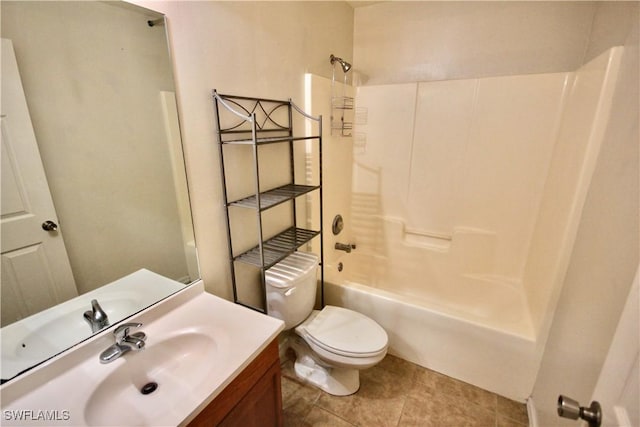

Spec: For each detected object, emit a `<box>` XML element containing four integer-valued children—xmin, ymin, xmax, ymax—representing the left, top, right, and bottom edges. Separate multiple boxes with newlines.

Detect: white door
<box><xmin>1</xmin><ymin>38</ymin><xmax>77</xmax><ymax>326</ymax></box>
<box><xmin>591</xmin><ymin>267</ymin><xmax>639</xmax><ymax>427</ymax></box>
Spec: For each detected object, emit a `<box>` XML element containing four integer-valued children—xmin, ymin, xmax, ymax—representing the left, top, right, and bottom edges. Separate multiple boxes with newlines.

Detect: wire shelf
<box><xmin>234</xmin><ymin>227</ymin><xmax>320</xmax><ymax>268</ymax></box>
<box><xmin>220</xmin><ymin>135</ymin><xmax>319</xmax><ymax>145</ymax></box>
<box><xmin>229</xmin><ymin>184</ymin><xmax>319</xmax><ymax>210</ymax></box>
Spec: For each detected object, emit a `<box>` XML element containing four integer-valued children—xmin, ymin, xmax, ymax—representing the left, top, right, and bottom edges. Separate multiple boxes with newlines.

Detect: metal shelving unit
<box><xmin>212</xmin><ymin>90</ymin><xmax>324</xmax><ymax>313</ymax></box>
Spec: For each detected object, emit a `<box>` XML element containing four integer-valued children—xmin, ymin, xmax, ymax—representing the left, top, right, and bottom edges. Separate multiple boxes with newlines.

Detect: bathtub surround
<box><xmin>352</xmin><ymin>73</ymin><xmax>569</xmax><ymax>282</ymax></box>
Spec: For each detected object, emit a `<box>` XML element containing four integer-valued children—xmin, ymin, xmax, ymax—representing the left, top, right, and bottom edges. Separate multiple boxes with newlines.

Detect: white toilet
<box><xmin>266</xmin><ymin>251</ymin><xmax>388</xmax><ymax>396</ymax></box>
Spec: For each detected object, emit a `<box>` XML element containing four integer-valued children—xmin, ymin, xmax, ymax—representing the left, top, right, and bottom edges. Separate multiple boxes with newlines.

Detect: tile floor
<box><xmin>281</xmin><ymin>354</ymin><xmax>529</xmax><ymax>427</ymax></box>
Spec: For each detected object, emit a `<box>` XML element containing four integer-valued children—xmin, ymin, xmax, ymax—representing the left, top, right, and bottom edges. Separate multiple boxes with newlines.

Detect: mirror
<box><xmin>0</xmin><ymin>1</ymin><xmax>198</xmax><ymax>382</ymax></box>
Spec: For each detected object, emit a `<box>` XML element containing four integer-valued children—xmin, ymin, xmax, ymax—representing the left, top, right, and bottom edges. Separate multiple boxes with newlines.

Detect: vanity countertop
<box><xmin>0</xmin><ymin>281</ymin><xmax>285</xmax><ymax>426</ymax></box>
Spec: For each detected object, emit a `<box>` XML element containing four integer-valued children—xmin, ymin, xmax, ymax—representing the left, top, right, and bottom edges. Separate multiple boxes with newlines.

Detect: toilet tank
<box><xmin>265</xmin><ymin>251</ymin><xmax>318</xmax><ymax>330</ymax></box>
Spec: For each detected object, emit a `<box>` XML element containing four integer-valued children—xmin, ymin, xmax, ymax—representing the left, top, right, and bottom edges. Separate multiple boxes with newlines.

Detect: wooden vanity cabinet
<box><xmin>188</xmin><ymin>339</ymin><xmax>283</xmax><ymax>427</ymax></box>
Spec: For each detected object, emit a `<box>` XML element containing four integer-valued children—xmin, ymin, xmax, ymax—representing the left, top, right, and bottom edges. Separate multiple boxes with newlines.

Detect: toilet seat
<box><xmin>296</xmin><ymin>306</ymin><xmax>388</xmax><ymax>359</ymax></box>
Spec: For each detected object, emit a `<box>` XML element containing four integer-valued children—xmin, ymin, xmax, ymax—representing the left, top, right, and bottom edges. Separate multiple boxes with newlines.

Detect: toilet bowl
<box><xmin>266</xmin><ymin>252</ymin><xmax>388</xmax><ymax>396</ymax></box>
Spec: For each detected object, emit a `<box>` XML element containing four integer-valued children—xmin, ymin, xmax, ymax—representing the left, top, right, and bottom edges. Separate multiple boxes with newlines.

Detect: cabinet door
<box><xmin>219</xmin><ymin>361</ymin><xmax>283</xmax><ymax>427</ymax></box>
<box><xmin>187</xmin><ymin>339</ymin><xmax>283</xmax><ymax>427</ymax></box>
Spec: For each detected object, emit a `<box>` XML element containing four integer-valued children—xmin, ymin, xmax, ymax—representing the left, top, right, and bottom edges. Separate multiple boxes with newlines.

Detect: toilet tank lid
<box><xmin>265</xmin><ymin>251</ymin><xmax>318</xmax><ymax>288</ymax></box>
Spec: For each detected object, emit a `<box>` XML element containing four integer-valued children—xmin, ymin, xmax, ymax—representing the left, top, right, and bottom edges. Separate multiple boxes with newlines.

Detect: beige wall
<box><xmin>584</xmin><ymin>1</ymin><xmax>640</xmax><ymax>62</ymax></box>
<box><xmin>353</xmin><ymin>1</ymin><xmax>597</xmax><ymax>84</ymax></box>
<box><xmin>531</xmin><ymin>2</ymin><xmax>639</xmax><ymax>425</ymax></box>
<box><xmin>133</xmin><ymin>1</ymin><xmax>354</xmax><ymax>299</ymax></box>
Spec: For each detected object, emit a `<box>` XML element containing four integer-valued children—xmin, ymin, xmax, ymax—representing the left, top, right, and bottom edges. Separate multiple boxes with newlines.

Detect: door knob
<box><xmin>558</xmin><ymin>395</ymin><xmax>602</xmax><ymax>427</ymax></box>
<box><xmin>41</xmin><ymin>220</ymin><xmax>58</xmax><ymax>231</ymax></box>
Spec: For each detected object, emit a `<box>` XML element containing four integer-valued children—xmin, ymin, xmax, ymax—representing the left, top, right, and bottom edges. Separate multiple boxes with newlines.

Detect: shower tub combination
<box><xmin>318</xmin><ymin>47</ymin><xmax>623</xmax><ymax>401</ymax></box>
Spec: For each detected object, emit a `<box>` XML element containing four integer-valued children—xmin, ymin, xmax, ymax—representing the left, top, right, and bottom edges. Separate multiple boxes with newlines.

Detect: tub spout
<box><xmin>335</xmin><ymin>243</ymin><xmax>356</xmax><ymax>253</ymax></box>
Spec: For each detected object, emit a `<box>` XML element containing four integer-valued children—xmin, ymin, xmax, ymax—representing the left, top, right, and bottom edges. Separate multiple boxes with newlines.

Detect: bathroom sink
<box><xmin>0</xmin><ymin>281</ymin><xmax>285</xmax><ymax>426</ymax></box>
<box><xmin>84</xmin><ymin>332</ymin><xmax>217</xmax><ymax>426</ymax></box>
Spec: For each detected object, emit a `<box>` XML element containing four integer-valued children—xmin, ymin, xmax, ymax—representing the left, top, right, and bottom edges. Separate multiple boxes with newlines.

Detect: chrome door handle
<box><xmin>41</xmin><ymin>220</ymin><xmax>58</xmax><ymax>231</ymax></box>
<box><xmin>557</xmin><ymin>395</ymin><xmax>602</xmax><ymax>427</ymax></box>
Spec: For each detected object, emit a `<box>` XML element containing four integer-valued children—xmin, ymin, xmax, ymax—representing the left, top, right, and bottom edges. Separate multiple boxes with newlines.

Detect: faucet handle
<box><xmin>335</xmin><ymin>242</ymin><xmax>357</xmax><ymax>253</ymax></box>
<box><xmin>114</xmin><ymin>322</ymin><xmax>142</xmax><ymax>343</ymax></box>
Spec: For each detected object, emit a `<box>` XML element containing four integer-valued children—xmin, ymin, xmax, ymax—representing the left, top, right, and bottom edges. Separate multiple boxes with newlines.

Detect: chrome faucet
<box><xmin>84</xmin><ymin>299</ymin><xmax>109</xmax><ymax>333</ymax></box>
<box><xmin>335</xmin><ymin>242</ymin><xmax>356</xmax><ymax>253</ymax></box>
<box><xmin>99</xmin><ymin>322</ymin><xmax>146</xmax><ymax>364</ymax></box>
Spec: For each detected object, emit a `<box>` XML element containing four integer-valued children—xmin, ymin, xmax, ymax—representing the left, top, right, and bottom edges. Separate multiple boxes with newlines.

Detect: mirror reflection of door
<box><xmin>1</xmin><ymin>38</ymin><xmax>78</xmax><ymax>326</ymax></box>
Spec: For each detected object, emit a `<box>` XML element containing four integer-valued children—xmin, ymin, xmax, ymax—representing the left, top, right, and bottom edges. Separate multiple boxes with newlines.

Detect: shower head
<box><xmin>330</xmin><ymin>54</ymin><xmax>352</xmax><ymax>73</ymax></box>
<box><xmin>147</xmin><ymin>18</ymin><xmax>164</xmax><ymax>27</ymax></box>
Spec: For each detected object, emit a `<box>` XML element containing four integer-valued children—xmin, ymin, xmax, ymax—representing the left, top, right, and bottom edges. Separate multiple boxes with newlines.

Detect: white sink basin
<box><xmin>0</xmin><ymin>282</ymin><xmax>284</xmax><ymax>426</ymax></box>
<box><xmin>84</xmin><ymin>332</ymin><xmax>217</xmax><ymax>426</ymax></box>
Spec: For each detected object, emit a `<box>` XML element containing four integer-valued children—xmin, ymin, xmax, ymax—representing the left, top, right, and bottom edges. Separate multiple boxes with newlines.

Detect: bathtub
<box><xmin>324</xmin><ymin>257</ymin><xmax>540</xmax><ymax>401</ymax></box>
